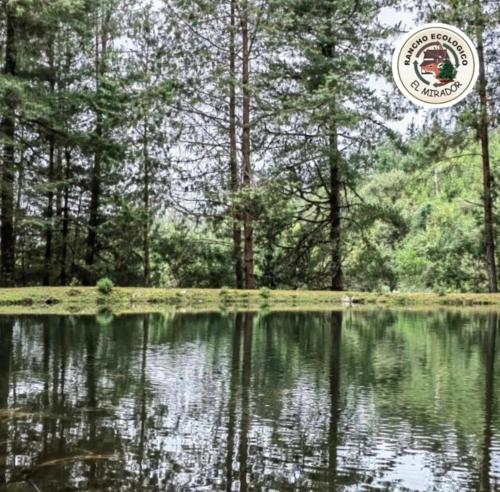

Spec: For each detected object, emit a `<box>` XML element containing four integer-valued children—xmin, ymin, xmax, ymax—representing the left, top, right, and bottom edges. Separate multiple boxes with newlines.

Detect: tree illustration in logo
<box><xmin>418</xmin><ymin>42</ymin><xmax>458</xmax><ymax>86</ymax></box>
<box><xmin>439</xmin><ymin>58</ymin><xmax>456</xmax><ymax>81</ymax></box>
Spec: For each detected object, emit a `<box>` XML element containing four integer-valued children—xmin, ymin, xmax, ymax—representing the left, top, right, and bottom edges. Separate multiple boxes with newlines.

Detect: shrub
<box><xmin>96</xmin><ymin>309</ymin><xmax>114</xmax><ymax>327</ymax></box>
<box><xmin>435</xmin><ymin>286</ymin><xmax>447</xmax><ymax>297</ymax></box>
<box><xmin>96</xmin><ymin>277</ymin><xmax>114</xmax><ymax>295</ymax></box>
<box><xmin>259</xmin><ymin>287</ymin><xmax>271</xmax><ymax>299</ymax></box>
<box><xmin>69</xmin><ymin>277</ymin><xmax>81</xmax><ymax>287</ymax></box>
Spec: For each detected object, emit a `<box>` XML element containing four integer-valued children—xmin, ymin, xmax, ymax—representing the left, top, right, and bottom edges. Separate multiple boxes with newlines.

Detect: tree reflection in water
<box><xmin>481</xmin><ymin>313</ymin><xmax>497</xmax><ymax>492</ymax></box>
<box><xmin>0</xmin><ymin>310</ymin><xmax>498</xmax><ymax>491</ymax></box>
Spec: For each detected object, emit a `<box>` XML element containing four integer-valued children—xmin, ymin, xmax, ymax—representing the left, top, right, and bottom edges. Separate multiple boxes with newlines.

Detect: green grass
<box><xmin>0</xmin><ymin>287</ymin><xmax>500</xmax><ymax>314</ymax></box>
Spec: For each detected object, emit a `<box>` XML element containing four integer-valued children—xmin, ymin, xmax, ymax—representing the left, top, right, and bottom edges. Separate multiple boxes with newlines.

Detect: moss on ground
<box><xmin>0</xmin><ymin>287</ymin><xmax>499</xmax><ymax>315</ymax></box>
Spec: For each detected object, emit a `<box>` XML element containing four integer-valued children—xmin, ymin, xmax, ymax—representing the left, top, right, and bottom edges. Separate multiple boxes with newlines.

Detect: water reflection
<box><xmin>481</xmin><ymin>313</ymin><xmax>497</xmax><ymax>492</ymax></box>
<box><xmin>328</xmin><ymin>312</ymin><xmax>342</xmax><ymax>491</ymax></box>
<box><xmin>0</xmin><ymin>310</ymin><xmax>498</xmax><ymax>491</ymax></box>
<box><xmin>0</xmin><ymin>317</ymin><xmax>13</xmax><ymax>487</ymax></box>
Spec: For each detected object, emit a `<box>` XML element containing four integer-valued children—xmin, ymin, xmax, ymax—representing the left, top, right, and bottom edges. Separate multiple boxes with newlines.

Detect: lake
<box><xmin>0</xmin><ymin>310</ymin><xmax>499</xmax><ymax>491</ymax></box>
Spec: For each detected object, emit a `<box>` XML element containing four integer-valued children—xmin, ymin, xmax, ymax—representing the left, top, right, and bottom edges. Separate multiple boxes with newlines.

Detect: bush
<box><xmin>259</xmin><ymin>287</ymin><xmax>271</xmax><ymax>299</ymax></box>
<box><xmin>69</xmin><ymin>277</ymin><xmax>81</xmax><ymax>287</ymax></box>
<box><xmin>96</xmin><ymin>277</ymin><xmax>114</xmax><ymax>295</ymax></box>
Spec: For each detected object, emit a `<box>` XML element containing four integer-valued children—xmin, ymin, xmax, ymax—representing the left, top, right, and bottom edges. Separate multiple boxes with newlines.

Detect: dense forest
<box><xmin>0</xmin><ymin>0</ymin><xmax>498</xmax><ymax>292</ymax></box>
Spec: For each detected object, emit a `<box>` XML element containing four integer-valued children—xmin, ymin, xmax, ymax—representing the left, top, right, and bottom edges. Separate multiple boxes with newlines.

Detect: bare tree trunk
<box><xmin>71</xmin><ymin>194</ymin><xmax>83</xmax><ymax>281</ymax></box>
<box><xmin>60</xmin><ymin>148</ymin><xmax>71</xmax><ymax>285</ymax></box>
<box><xmin>44</xmin><ymin>136</ymin><xmax>55</xmax><ymax>285</ymax></box>
<box><xmin>85</xmin><ymin>17</ymin><xmax>107</xmax><ymax>285</ymax></box>
<box><xmin>329</xmin><ymin>118</ymin><xmax>342</xmax><ymax>291</ymax></box>
<box><xmin>55</xmin><ymin>149</ymin><xmax>63</xmax><ymax>281</ymax></box>
<box><xmin>326</xmin><ymin>43</ymin><xmax>342</xmax><ymax>291</ymax></box>
<box><xmin>44</xmin><ymin>38</ymin><xmax>56</xmax><ymax>285</ymax></box>
<box><xmin>230</xmin><ymin>0</ymin><xmax>243</xmax><ymax>289</ymax></box>
<box><xmin>143</xmin><ymin>124</ymin><xmax>150</xmax><ymax>287</ymax></box>
<box><xmin>0</xmin><ymin>2</ymin><xmax>17</xmax><ymax>286</ymax></box>
<box><xmin>240</xmin><ymin>1</ymin><xmax>254</xmax><ymax>289</ymax></box>
<box><xmin>15</xmin><ymin>147</ymin><xmax>24</xmax><ymax>285</ymax></box>
<box><xmin>85</xmin><ymin>132</ymin><xmax>101</xmax><ymax>284</ymax></box>
<box><xmin>476</xmin><ymin>2</ymin><xmax>497</xmax><ymax>293</ymax></box>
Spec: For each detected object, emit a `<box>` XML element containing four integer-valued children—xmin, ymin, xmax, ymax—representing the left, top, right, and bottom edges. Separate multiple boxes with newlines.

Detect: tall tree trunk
<box><xmin>44</xmin><ymin>136</ymin><xmax>55</xmax><ymax>285</ymax></box>
<box><xmin>329</xmin><ymin>117</ymin><xmax>342</xmax><ymax>291</ymax></box>
<box><xmin>240</xmin><ymin>2</ymin><xmax>254</xmax><ymax>289</ymax></box>
<box><xmin>85</xmin><ymin>20</ymin><xmax>107</xmax><ymax>285</ymax></box>
<box><xmin>85</xmin><ymin>128</ymin><xmax>101</xmax><ymax>284</ymax></box>
<box><xmin>475</xmin><ymin>2</ymin><xmax>497</xmax><ymax>293</ymax></box>
<box><xmin>326</xmin><ymin>42</ymin><xmax>342</xmax><ymax>291</ymax></box>
<box><xmin>71</xmin><ymin>194</ymin><xmax>83</xmax><ymax>280</ymax></box>
<box><xmin>55</xmin><ymin>149</ymin><xmax>63</xmax><ymax>281</ymax></box>
<box><xmin>60</xmin><ymin>148</ymin><xmax>71</xmax><ymax>285</ymax></box>
<box><xmin>44</xmin><ymin>38</ymin><xmax>56</xmax><ymax>285</ymax></box>
<box><xmin>15</xmin><ymin>151</ymin><xmax>24</xmax><ymax>285</ymax></box>
<box><xmin>143</xmin><ymin>124</ymin><xmax>150</xmax><ymax>287</ymax></box>
<box><xmin>0</xmin><ymin>2</ymin><xmax>17</xmax><ymax>286</ymax></box>
<box><xmin>230</xmin><ymin>0</ymin><xmax>243</xmax><ymax>289</ymax></box>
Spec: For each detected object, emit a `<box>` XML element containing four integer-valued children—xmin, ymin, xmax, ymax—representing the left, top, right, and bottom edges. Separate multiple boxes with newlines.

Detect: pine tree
<box><xmin>265</xmin><ymin>0</ymin><xmax>398</xmax><ymax>290</ymax></box>
<box><xmin>439</xmin><ymin>58</ymin><xmax>456</xmax><ymax>80</ymax></box>
<box><xmin>0</xmin><ymin>0</ymin><xmax>19</xmax><ymax>286</ymax></box>
<box><xmin>416</xmin><ymin>0</ymin><xmax>499</xmax><ymax>292</ymax></box>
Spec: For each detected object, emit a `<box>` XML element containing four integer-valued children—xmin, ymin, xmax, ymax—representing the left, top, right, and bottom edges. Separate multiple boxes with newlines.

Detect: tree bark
<box><xmin>326</xmin><ymin>44</ymin><xmax>342</xmax><ymax>291</ymax></box>
<box><xmin>44</xmin><ymin>135</ymin><xmax>55</xmax><ymax>285</ymax></box>
<box><xmin>143</xmin><ymin>124</ymin><xmax>150</xmax><ymax>287</ymax></box>
<box><xmin>85</xmin><ymin>17</ymin><xmax>107</xmax><ymax>285</ymax></box>
<box><xmin>0</xmin><ymin>2</ymin><xmax>17</xmax><ymax>286</ymax></box>
<box><xmin>230</xmin><ymin>0</ymin><xmax>243</xmax><ymax>289</ymax></box>
<box><xmin>60</xmin><ymin>148</ymin><xmax>71</xmax><ymax>285</ymax></box>
<box><xmin>85</xmin><ymin>126</ymin><xmax>101</xmax><ymax>284</ymax></box>
<box><xmin>44</xmin><ymin>37</ymin><xmax>56</xmax><ymax>285</ymax></box>
<box><xmin>475</xmin><ymin>2</ymin><xmax>497</xmax><ymax>293</ymax></box>
<box><xmin>329</xmin><ymin>117</ymin><xmax>342</xmax><ymax>291</ymax></box>
<box><xmin>240</xmin><ymin>1</ymin><xmax>254</xmax><ymax>289</ymax></box>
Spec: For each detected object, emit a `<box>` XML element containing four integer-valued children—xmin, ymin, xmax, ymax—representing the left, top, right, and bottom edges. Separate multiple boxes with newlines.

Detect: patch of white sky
<box><xmin>147</xmin><ymin>1</ymin><xmax>432</xmax><ymax>215</ymax></box>
<box><xmin>375</xmin><ymin>5</ymin><xmax>429</xmax><ymax>135</ymax></box>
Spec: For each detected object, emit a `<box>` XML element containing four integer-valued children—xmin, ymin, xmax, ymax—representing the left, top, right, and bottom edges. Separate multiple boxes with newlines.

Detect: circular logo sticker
<box><xmin>392</xmin><ymin>23</ymin><xmax>479</xmax><ymax>108</ymax></box>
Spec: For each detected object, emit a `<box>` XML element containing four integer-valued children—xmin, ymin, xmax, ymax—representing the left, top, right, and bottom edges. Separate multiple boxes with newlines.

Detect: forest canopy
<box><xmin>0</xmin><ymin>0</ymin><xmax>498</xmax><ymax>292</ymax></box>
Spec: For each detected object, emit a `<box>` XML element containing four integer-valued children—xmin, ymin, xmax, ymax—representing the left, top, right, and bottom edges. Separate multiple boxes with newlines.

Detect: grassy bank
<box><xmin>1</xmin><ymin>287</ymin><xmax>500</xmax><ymax>314</ymax></box>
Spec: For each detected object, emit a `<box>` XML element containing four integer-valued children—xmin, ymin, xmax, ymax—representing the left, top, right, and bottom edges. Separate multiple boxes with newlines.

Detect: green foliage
<box><xmin>2</xmin><ymin>0</ymin><xmax>498</xmax><ymax>294</ymax></box>
<box><xmin>219</xmin><ymin>286</ymin><xmax>229</xmax><ymax>302</ymax></box>
<box><xmin>151</xmin><ymin>222</ymin><xmax>234</xmax><ymax>288</ymax></box>
<box><xmin>97</xmin><ymin>277</ymin><xmax>114</xmax><ymax>295</ymax></box>
<box><xmin>439</xmin><ymin>58</ymin><xmax>456</xmax><ymax>80</ymax></box>
<box><xmin>343</xmin><ymin>130</ymin><xmax>498</xmax><ymax>293</ymax></box>
<box><xmin>259</xmin><ymin>287</ymin><xmax>271</xmax><ymax>299</ymax></box>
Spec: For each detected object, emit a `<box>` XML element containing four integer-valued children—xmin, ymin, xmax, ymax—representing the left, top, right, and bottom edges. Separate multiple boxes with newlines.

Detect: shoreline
<box><xmin>0</xmin><ymin>287</ymin><xmax>500</xmax><ymax>315</ymax></box>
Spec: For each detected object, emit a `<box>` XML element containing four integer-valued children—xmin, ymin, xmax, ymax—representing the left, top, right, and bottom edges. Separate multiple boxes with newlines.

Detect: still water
<box><xmin>0</xmin><ymin>310</ymin><xmax>499</xmax><ymax>491</ymax></box>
